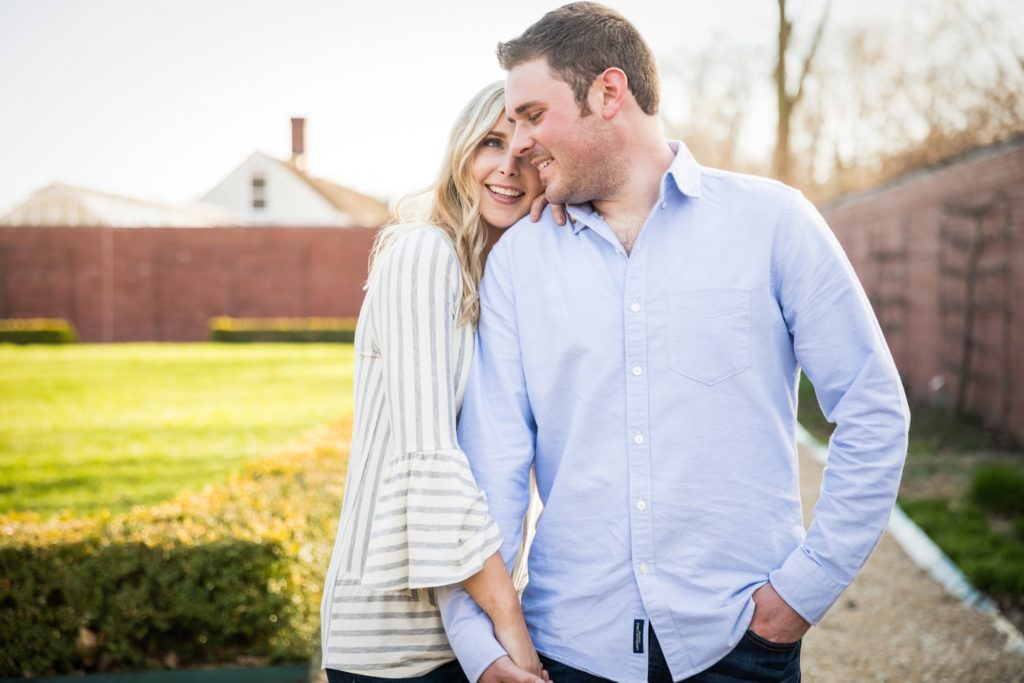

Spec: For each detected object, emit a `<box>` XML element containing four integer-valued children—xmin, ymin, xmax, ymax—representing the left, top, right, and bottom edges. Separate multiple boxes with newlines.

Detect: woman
<box><xmin>320</xmin><ymin>81</ymin><xmax>547</xmax><ymax>682</ymax></box>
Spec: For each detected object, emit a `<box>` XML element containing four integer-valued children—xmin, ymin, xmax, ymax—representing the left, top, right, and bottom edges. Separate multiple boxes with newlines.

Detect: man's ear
<box><xmin>596</xmin><ymin>68</ymin><xmax>628</xmax><ymax>120</ymax></box>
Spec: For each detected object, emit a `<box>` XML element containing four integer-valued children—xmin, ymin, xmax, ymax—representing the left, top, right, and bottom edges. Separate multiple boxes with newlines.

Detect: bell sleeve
<box><xmin>358</xmin><ymin>228</ymin><xmax>503</xmax><ymax>591</ymax></box>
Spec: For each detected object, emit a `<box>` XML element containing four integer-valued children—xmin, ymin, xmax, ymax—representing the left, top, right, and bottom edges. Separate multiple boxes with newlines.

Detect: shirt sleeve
<box><xmin>768</xmin><ymin>192</ymin><xmax>910</xmax><ymax>624</ymax></box>
<box><xmin>436</xmin><ymin>235</ymin><xmax>538</xmax><ymax>682</ymax></box>
<box><xmin>359</xmin><ymin>228</ymin><xmax>503</xmax><ymax>592</ymax></box>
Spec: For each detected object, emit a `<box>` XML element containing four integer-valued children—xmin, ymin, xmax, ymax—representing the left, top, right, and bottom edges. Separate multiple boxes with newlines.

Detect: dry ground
<box><xmin>798</xmin><ymin>445</ymin><xmax>1024</xmax><ymax>682</ymax></box>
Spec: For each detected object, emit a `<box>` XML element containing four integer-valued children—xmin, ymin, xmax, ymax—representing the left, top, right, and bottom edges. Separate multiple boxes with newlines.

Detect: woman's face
<box><xmin>471</xmin><ymin>115</ymin><xmax>544</xmax><ymax>230</ymax></box>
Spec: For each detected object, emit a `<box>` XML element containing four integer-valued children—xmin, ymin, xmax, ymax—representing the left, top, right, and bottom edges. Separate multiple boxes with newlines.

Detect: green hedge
<box><xmin>0</xmin><ymin>319</ymin><xmax>77</xmax><ymax>344</ymax></box>
<box><xmin>209</xmin><ymin>318</ymin><xmax>357</xmax><ymax>343</ymax></box>
<box><xmin>0</xmin><ymin>419</ymin><xmax>349</xmax><ymax>677</ymax></box>
<box><xmin>901</xmin><ymin>497</ymin><xmax>1024</xmax><ymax>597</ymax></box>
<box><xmin>968</xmin><ymin>463</ymin><xmax>1024</xmax><ymax>516</ymax></box>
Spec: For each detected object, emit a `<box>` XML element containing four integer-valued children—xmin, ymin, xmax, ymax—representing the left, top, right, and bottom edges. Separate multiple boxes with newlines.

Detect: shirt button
<box><xmin>639</xmin><ymin>562</ymin><xmax>649</xmax><ymax>574</ymax></box>
<box><xmin>630</xmin><ymin>302</ymin><xmax>641</xmax><ymax>313</ymax></box>
<box><xmin>660</xmin><ymin>201</ymin><xmax>667</xmax><ymax>209</ymax></box>
<box><xmin>636</xmin><ymin>499</ymin><xmax>647</xmax><ymax>511</ymax></box>
<box><xmin>633</xmin><ymin>433</ymin><xmax>644</xmax><ymax>445</ymax></box>
<box><xmin>631</xmin><ymin>365</ymin><xmax>642</xmax><ymax>376</ymax></box>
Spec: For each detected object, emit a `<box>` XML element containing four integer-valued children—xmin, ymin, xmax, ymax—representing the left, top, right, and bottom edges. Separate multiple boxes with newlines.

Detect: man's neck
<box><xmin>593</xmin><ymin>137</ymin><xmax>675</xmax><ymax>255</ymax></box>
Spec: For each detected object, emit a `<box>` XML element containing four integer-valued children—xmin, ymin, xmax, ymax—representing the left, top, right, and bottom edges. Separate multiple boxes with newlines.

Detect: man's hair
<box><xmin>497</xmin><ymin>2</ymin><xmax>660</xmax><ymax>117</ymax></box>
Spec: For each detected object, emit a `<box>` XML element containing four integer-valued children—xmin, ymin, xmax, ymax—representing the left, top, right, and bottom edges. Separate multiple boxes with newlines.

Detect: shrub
<box><xmin>0</xmin><ymin>537</ymin><xmax>290</xmax><ymax>675</ymax></box>
<box><xmin>967</xmin><ymin>464</ymin><xmax>1024</xmax><ymax>517</ymax></box>
<box><xmin>0</xmin><ymin>319</ymin><xmax>76</xmax><ymax>344</ymax></box>
<box><xmin>902</xmin><ymin>497</ymin><xmax>1024</xmax><ymax>597</ymax></box>
<box><xmin>209</xmin><ymin>317</ymin><xmax>358</xmax><ymax>343</ymax></box>
<box><xmin>0</xmin><ymin>419</ymin><xmax>349</xmax><ymax>677</ymax></box>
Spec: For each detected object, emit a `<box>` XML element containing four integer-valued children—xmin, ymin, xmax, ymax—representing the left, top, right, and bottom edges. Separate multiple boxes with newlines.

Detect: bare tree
<box><xmin>663</xmin><ymin>0</ymin><xmax>1024</xmax><ymax>201</ymax></box>
<box><xmin>804</xmin><ymin>0</ymin><xmax>1024</xmax><ymax>200</ymax></box>
<box><xmin>773</xmin><ymin>0</ymin><xmax>831</xmax><ymax>184</ymax></box>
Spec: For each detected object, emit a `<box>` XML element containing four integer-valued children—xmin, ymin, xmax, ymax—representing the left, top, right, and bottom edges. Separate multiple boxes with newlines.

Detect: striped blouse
<box><xmin>320</xmin><ymin>226</ymin><xmax>504</xmax><ymax>677</ymax></box>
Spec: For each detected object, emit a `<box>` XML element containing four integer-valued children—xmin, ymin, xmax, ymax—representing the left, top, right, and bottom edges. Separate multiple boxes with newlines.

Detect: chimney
<box><xmin>290</xmin><ymin>117</ymin><xmax>306</xmax><ymax>171</ymax></box>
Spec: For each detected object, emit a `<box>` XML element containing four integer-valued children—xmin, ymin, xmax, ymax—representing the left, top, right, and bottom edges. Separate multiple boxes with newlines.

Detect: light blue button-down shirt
<box><xmin>437</xmin><ymin>141</ymin><xmax>909</xmax><ymax>682</ymax></box>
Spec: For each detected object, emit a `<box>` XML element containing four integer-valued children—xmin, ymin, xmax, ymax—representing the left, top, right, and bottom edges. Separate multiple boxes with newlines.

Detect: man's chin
<box><xmin>545</xmin><ymin>185</ymin><xmax>584</xmax><ymax>207</ymax></box>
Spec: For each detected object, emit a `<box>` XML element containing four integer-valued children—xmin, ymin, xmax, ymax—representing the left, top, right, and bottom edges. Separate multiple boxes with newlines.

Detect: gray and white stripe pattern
<box><xmin>321</xmin><ymin>226</ymin><xmax>503</xmax><ymax>678</ymax></box>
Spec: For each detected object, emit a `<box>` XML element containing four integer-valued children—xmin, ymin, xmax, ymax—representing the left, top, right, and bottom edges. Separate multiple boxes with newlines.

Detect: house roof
<box><xmin>0</xmin><ymin>183</ymin><xmax>241</xmax><ymax>228</ymax></box>
<box><xmin>276</xmin><ymin>158</ymin><xmax>392</xmax><ymax>228</ymax></box>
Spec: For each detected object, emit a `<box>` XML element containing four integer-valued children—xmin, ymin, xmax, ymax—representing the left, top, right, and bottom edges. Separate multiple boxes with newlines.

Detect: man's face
<box><xmin>505</xmin><ymin>58</ymin><xmax>622</xmax><ymax>205</ymax></box>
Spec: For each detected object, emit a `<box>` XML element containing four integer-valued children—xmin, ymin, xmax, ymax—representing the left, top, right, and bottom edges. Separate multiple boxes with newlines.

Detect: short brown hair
<box><xmin>497</xmin><ymin>2</ymin><xmax>660</xmax><ymax>116</ymax></box>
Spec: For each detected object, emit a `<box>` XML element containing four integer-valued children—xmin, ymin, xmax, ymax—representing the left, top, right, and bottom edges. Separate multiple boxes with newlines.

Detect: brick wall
<box><xmin>0</xmin><ymin>226</ymin><xmax>377</xmax><ymax>342</ymax></box>
<box><xmin>4</xmin><ymin>140</ymin><xmax>1022</xmax><ymax>441</ymax></box>
<box><xmin>822</xmin><ymin>136</ymin><xmax>1024</xmax><ymax>443</ymax></box>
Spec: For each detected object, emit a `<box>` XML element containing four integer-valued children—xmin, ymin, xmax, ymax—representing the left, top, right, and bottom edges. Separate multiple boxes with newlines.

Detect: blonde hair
<box><xmin>367</xmin><ymin>81</ymin><xmax>506</xmax><ymax>327</ymax></box>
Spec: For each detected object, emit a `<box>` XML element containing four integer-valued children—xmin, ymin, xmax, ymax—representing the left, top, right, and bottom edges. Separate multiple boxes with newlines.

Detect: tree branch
<box><xmin>793</xmin><ymin>0</ymin><xmax>831</xmax><ymax>106</ymax></box>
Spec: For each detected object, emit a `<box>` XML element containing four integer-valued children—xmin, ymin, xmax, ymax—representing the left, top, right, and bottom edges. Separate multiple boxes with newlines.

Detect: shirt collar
<box><xmin>563</xmin><ymin>140</ymin><xmax>703</xmax><ymax>234</ymax></box>
<box><xmin>566</xmin><ymin>203</ymin><xmax>601</xmax><ymax>234</ymax></box>
<box><xmin>665</xmin><ymin>140</ymin><xmax>703</xmax><ymax>199</ymax></box>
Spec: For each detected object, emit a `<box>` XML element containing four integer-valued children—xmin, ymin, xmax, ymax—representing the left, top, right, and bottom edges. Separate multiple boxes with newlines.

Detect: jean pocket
<box><xmin>668</xmin><ymin>289</ymin><xmax>751</xmax><ymax>385</ymax></box>
<box><xmin>743</xmin><ymin>627</ymin><xmax>801</xmax><ymax>653</ymax></box>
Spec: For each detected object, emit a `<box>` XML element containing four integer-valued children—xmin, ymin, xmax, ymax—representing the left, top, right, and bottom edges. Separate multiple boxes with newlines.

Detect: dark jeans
<box><xmin>326</xmin><ymin>659</ymin><xmax>468</xmax><ymax>683</ymax></box>
<box><xmin>539</xmin><ymin>626</ymin><xmax>801</xmax><ymax>683</ymax></box>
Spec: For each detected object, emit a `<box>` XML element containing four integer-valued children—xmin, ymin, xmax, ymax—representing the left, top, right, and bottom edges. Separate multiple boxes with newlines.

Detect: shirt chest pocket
<box><xmin>669</xmin><ymin>289</ymin><xmax>751</xmax><ymax>386</ymax></box>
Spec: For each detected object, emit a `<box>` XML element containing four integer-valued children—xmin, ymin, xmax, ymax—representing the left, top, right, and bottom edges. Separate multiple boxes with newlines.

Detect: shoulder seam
<box><xmin>770</xmin><ymin>188</ymin><xmax>799</xmax><ymax>299</ymax></box>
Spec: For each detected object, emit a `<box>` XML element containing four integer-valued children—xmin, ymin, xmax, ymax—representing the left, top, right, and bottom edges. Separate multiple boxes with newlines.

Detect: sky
<box><xmin>0</xmin><ymin>0</ymin><xmax>780</xmax><ymax>213</ymax></box>
<box><xmin>0</xmin><ymin>0</ymin><xmax>1020</xmax><ymax>214</ymax></box>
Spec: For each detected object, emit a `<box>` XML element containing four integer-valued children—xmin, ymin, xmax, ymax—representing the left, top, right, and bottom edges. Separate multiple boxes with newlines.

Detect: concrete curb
<box><xmin>795</xmin><ymin>423</ymin><xmax>1024</xmax><ymax>658</ymax></box>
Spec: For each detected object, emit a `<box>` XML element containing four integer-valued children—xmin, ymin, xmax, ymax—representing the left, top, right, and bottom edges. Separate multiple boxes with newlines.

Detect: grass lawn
<box><xmin>0</xmin><ymin>343</ymin><xmax>354</xmax><ymax>517</ymax></box>
<box><xmin>797</xmin><ymin>373</ymin><xmax>1024</xmax><ymax>627</ymax></box>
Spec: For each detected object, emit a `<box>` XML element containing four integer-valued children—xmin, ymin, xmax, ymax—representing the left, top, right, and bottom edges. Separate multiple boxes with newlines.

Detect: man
<box><xmin>437</xmin><ymin>4</ymin><xmax>910</xmax><ymax>682</ymax></box>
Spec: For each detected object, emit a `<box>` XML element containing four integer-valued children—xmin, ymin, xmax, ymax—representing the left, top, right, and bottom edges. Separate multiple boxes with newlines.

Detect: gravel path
<box><xmin>797</xmin><ymin>444</ymin><xmax>1024</xmax><ymax>682</ymax></box>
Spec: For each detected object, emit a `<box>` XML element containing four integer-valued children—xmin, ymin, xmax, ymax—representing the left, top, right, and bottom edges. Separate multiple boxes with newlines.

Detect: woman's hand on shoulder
<box><xmin>529</xmin><ymin>193</ymin><xmax>571</xmax><ymax>226</ymax></box>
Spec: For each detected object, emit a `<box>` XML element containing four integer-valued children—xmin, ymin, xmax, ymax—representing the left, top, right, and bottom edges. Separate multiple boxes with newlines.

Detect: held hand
<box><xmin>749</xmin><ymin>582</ymin><xmax>810</xmax><ymax>645</ymax></box>
<box><xmin>493</xmin><ymin>622</ymin><xmax>545</xmax><ymax>682</ymax></box>
<box><xmin>462</xmin><ymin>555</ymin><xmax>548</xmax><ymax>682</ymax></box>
<box><xmin>479</xmin><ymin>655</ymin><xmax>548</xmax><ymax>683</ymax></box>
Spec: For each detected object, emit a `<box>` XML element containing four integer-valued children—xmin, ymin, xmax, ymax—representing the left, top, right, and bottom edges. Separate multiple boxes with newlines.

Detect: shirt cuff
<box><xmin>769</xmin><ymin>547</ymin><xmax>847</xmax><ymax>624</ymax></box>
<box><xmin>436</xmin><ymin>585</ymin><xmax>507</xmax><ymax>683</ymax></box>
<box><xmin>455</xmin><ymin>627</ymin><xmax>507</xmax><ymax>683</ymax></box>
